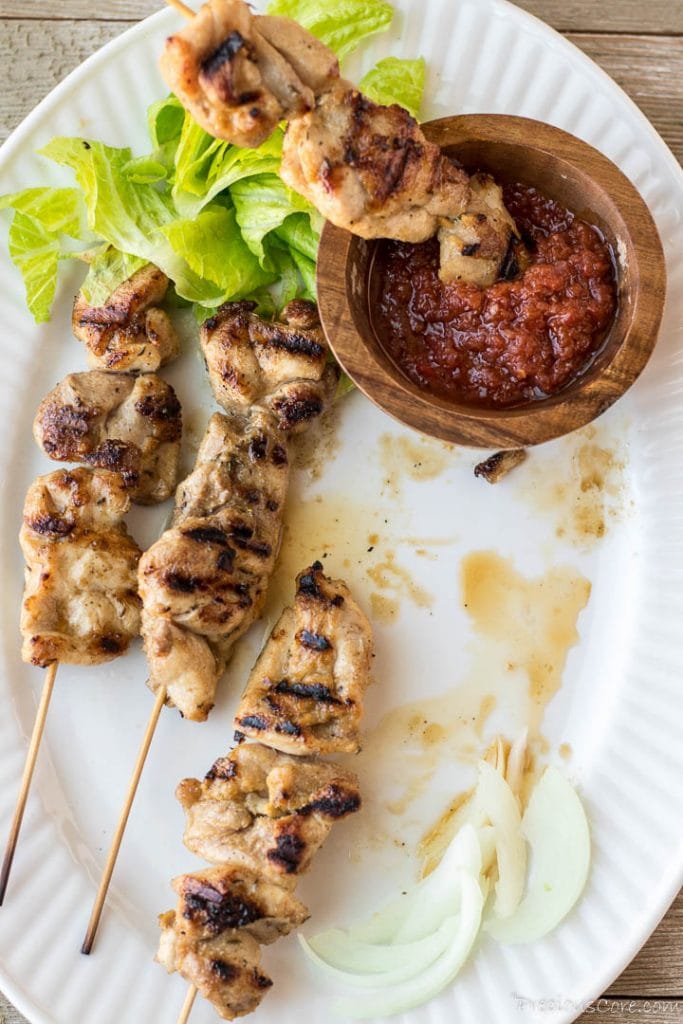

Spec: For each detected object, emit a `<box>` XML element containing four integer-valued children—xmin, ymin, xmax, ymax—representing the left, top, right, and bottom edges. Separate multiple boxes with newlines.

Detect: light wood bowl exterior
<box><xmin>317</xmin><ymin>115</ymin><xmax>666</xmax><ymax>448</ymax></box>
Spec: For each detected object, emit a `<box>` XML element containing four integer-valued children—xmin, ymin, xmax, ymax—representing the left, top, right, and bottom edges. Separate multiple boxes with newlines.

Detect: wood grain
<box><xmin>0</xmin><ymin>3</ymin><xmax>682</xmax><ymax>1023</ymax></box>
<box><xmin>3</xmin><ymin>0</ymin><xmax>683</xmax><ymax>33</ymax></box>
<box><xmin>567</xmin><ymin>33</ymin><xmax>683</xmax><ymax>165</ymax></box>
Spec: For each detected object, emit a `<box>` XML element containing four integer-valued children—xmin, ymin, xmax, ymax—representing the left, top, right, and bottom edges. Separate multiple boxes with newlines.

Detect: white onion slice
<box><xmin>299</xmin><ymin>914</ymin><xmax>460</xmax><ymax>987</ymax></box>
<box><xmin>485</xmin><ymin>766</ymin><xmax>591</xmax><ymax>944</ymax></box>
<box><xmin>346</xmin><ymin>824</ymin><xmax>481</xmax><ymax>945</ymax></box>
<box><xmin>470</xmin><ymin>760</ymin><xmax>526</xmax><ymax>919</ymax></box>
<box><xmin>333</xmin><ymin>871</ymin><xmax>484</xmax><ymax>1020</ymax></box>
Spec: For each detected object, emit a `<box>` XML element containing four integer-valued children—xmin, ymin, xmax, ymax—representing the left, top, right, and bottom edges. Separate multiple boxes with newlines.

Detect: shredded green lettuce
<box><xmin>266</xmin><ymin>0</ymin><xmax>393</xmax><ymax>60</ymax></box>
<box><xmin>360</xmin><ymin>57</ymin><xmax>426</xmax><ymax>119</ymax></box>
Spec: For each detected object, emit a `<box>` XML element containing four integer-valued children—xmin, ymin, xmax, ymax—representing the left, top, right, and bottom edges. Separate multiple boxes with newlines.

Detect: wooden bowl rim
<box><xmin>316</xmin><ymin>113</ymin><xmax>666</xmax><ymax>449</ymax></box>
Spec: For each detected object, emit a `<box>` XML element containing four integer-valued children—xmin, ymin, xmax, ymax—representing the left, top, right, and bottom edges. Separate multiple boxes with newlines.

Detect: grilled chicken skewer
<box><xmin>139</xmin><ymin>407</ymin><xmax>290</xmax><ymax>722</ymax></box>
<box><xmin>159</xmin><ymin>564</ymin><xmax>372</xmax><ymax>1020</ymax></box>
<box><xmin>82</xmin><ymin>301</ymin><xmax>335</xmax><ymax>953</ymax></box>
<box><xmin>160</xmin><ymin>0</ymin><xmax>518</xmax><ymax>286</ymax></box>
<box><xmin>34</xmin><ymin>371</ymin><xmax>182</xmax><ymax>504</ymax></box>
<box><xmin>0</xmin><ymin>468</ymin><xmax>142</xmax><ymax>904</ymax></box>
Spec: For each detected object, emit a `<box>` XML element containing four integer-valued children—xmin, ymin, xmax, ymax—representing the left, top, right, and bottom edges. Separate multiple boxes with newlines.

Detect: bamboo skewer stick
<box><xmin>81</xmin><ymin>685</ymin><xmax>167</xmax><ymax>955</ymax></box>
<box><xmin>176</xmin><ymin>984</ymin><xmax>198</xmax><ymax>1024</ymax></box>
<box><xmin>0</xmin><ymin>662</ymin><xmax>59</xmax><ymax>906</ymax></box>
<box><xmin>166</xmin><ymin>0</ymin><xmax>195</xmax><ymax>18</ymax></box>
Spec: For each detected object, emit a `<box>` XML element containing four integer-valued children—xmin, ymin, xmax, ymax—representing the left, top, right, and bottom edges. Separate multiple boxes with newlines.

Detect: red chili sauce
<box><xmin>371</xmin><ymin>182</ymin><xmax>617</xmax><ymax>408</ymax></box>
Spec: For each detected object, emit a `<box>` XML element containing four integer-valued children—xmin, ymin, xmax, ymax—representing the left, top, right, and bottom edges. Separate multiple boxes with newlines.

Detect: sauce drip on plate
<box><xmin>371</xmin><ymin>181</ymin><xmax>617</xmax><ymax>408</ymax></box>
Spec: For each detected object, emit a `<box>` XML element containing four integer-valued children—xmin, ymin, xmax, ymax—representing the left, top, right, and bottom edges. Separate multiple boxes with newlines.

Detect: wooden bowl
<box><xmin>316</xmin><ymin>115</ymin><xmax>666</xmax><ymax>448</ymax></box>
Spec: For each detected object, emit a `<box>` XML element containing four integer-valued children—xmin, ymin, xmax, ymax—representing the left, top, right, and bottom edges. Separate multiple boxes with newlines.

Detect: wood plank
<box><xmin>4</xmin><ymin>0</ymin><xmax>683</xmax><ymax>33</ymax></box>
<box><xmin>0</xmin><ymin>20</ymin><xmax>125</xmax><ymax>143</ymax></box>
<box><xmin>566</xmin><ymin>33</ymin><xmax>683</xmax><ymax>164</ymax></box>
<box><xmin>516</xmin><ymin>0</ymin><xmax>683</xmax><ymax>34</ymax></box>
<box><xmin>608</xmin><ymin>891</ymin><xmax>683</xmax><ymax>997</ymax></box>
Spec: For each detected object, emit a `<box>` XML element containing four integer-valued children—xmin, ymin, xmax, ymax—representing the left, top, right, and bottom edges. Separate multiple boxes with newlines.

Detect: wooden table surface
<box><xmin>1</xmin><ymin>1</ymin><xmax>681</xmax><ymax>1022</ymax></box>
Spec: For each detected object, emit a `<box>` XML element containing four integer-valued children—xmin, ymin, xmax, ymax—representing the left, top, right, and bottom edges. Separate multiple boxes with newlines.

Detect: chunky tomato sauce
<box><xmin>371</xmin><ymin>182</ymin><xmax>617</xmax><ymax>408</ymax></box>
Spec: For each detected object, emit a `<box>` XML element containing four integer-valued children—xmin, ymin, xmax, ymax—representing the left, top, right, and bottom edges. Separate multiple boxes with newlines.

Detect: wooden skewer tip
<box><xmin>177</xmin><ymin>985</ymin><xmax>198</xmax><ymax>1024</ymax></box>
<box><xmin>165</xmin><ymin>0</ymin><xmax>196</xmax><ymax>19</ymax></box>
<box><xmin>80</xmin><ymin>686</ymin><xmax>167</xmax><ymax>955</ymax></box>
<box><xmin>0</xmin><ymin>662</ymin><xmax>59</xmax><ymax>907</ymax></box>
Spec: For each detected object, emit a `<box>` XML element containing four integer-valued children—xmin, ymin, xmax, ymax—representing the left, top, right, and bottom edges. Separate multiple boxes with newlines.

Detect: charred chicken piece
<box><xmin>281</xmin><ymin>84</ymin><xmax>518</xmax><ymax>286</ymax></box>
<box><xmin>474</xmin><ymin>448</ymin><xmax>527</xmax><ymax>484</ymax></box>
<box><xmin>177</xmin><ymin>742</ymin><xmax>361</xmax><ymax>884</ymax></box>
<box><xmin>33</xmin><ymin>371</ymin><xmax>182</xmax><ymax>505</ymax></box>
<box><xmin>159</xmin><ymin>0</ymin><xmax>339</xmax><ymax>147</ymax></box>
<box><xmin>157</xmin><ymin>864</ymin><xmax>308</xmax><ymax>1020</ymax></box>
<box><xmin>281</xmin><ymin>83</ymin><xmax>469</xmax><ymax>242</ymax></box>
<box><xmin>201</xmin><ymin>299</ymin><xmax>339</xmax><ymax>434</ymax></box>
<box><xmin>138</xmin><ymin>410</ymin><xmax>289</xmax><ymax>722</ymax></box>
<box><xmin>234</xmin><ymin>562</ymin><xmax>373</xmax><ymax>755</ymax></box>
<box><xmin>20</xmin><ymin>468</ymin><xmax>141</xmax><ymax>666</ymax></box>
<box><xmin>72</xmin><ymin>264</ymin><xmax>179</xmax><ymax>373</ymax></box>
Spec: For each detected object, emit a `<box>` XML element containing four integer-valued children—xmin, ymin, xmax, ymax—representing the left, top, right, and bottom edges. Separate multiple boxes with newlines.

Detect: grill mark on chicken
<box><xmin>266</xmin><ymin>828</ymin><xmax>306</xmax><ymax>873</ymax></box>
<box><xmin>27</xmin><ymin>513</ymin><xmax>75</xmax><ymax>537</ymax></box>
<box><xmin>297</xmin><ymin>629</ymin><xmax>331</xmax><ymax>650</ymax></box>
<box><xmin>182</xmin><ymin>882</ymin><xmax>263</xmax><ymax>934</ymax></box>
<box><xmin>273</xmin><ymin>679</ymin><xmax>341</xmax><ymax>704</ymax></box>
<box><xmin>300</xmin><ymin>783</ymin><xmax>361</xmax><ymax>819</ymax></box>
<box><xmin>210</xmin><ymin>958</ymin><xmax>239</xmax><ymax>982</ymax></box>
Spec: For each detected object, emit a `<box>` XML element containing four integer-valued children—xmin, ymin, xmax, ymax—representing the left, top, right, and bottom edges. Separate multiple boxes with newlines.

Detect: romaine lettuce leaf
<box><xmin>230</xmin><ymin>174</ymin><xmax>312</xmax><ymax>265</ymax></box>
<box><xmin>0</xmin><ymin>187</ymin><xmax>90</xmax><ymax>322</ymax></box>
<box><xmin>162</xmin><ymin>203</ymin><xmax>274</xmax><ymax>299</ymax></box>
<box><xmin>40</xmin><ymin>136</ymin><xmax>226</xmax><ymax>304</ymax></box>
<box><xmin>360</xmin><ymin>57</ymin><xmax>426</xmax><ymax>119</ymax></box>
<box><xmin>172</xmin><ymin>119</ymin><xmax>284</xmax><ymax>218</ymax></box>
<box><xmin>7</xmin><ymin>212</ymin><xmax>62</xmax><ymax>324</ymax></box>
<box><xmin>266</xmin><ymin>0</ymin><xmax>393</xmax><ymax>60</ymax></box>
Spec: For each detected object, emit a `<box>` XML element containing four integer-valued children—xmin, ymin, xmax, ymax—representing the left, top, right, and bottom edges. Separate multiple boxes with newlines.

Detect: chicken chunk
<box><xmin>282</xmin><ymin>83</ymin><xmax>468</xmax><ymax>241</ymax></box>
<box><xmin>20</xmin><ymin>468</ymin><xmax>141</xmax><ymax>666</ymax></box>
<box><xmin>33</xmin><ymin>371</ymin><xmax>182</xmax><ymax>504</ymax></box>
<box><xmin>201</xmin><ymin>299</ymin><xmax>339</xmax><ymax>434</ymax></box>
<box><xmin>282</xmin><ymin>85</ymin><xmax>518</xmax><ymax>285</ymax></box>
<box><xmin>138</xmin><ymin>410</ymin><xmax>289</xmax><ymax>721</ymax></box>
<box><xmin>177</xmin><ymin>743</ymin><xmax>361</xmax><ymax>883</ymax></box>
<box><xmin>159</xmin><ymin>0</ymin><xmax>339</xmax><ymax>146</ymax></box>
<box><xmin>157</xmin><ymin>864</ymin><xmax>308</xmax><ymax>1020</ymax></box>
<box><xmin>72</xmin><ymin>264</ymin><xmax>179</xmax><ymax>373</ymax></box>
<box><xmin>234</xmin><ymin>562</ymin><xmax>373</xmax><ymax>755</ymax></box>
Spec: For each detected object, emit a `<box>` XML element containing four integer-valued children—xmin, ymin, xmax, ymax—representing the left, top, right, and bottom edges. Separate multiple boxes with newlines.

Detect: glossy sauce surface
<box><xmin>371</xmin><ymin>182</ymin><xmax>617</xmax><ymax>408</ymax></box>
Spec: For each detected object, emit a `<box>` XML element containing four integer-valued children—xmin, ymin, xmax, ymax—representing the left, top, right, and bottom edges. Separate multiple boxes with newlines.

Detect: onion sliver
<box><xmin>346</xmin><ymin>824</ymin><xmax>481</xmax><ymax>945</ymax></box>
<box><xmin>334</xmin><ymin>871</ymin><xmax>484</xmax><ymax>1020</ymax></box>
<box><xmin>485</xmin><ymin>766</ymin><xmax>591</xmax><ymax>944</ymax></box>
<box><xmin>299</xmin><ymin>914</ymin><xmax>460</xmax><ymax>987</ymax></box>
<box><xmin>471</xmin><ymin>760</ymin><xmax>526</xmax><ymax>919</ymax></box>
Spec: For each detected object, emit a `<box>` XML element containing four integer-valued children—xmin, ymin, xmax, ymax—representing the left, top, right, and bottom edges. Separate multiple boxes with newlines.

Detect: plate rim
<box><xmin>0</xmin><ymin>5</ymin><xmax>682</xmax><ymax>1024</ymax></box>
